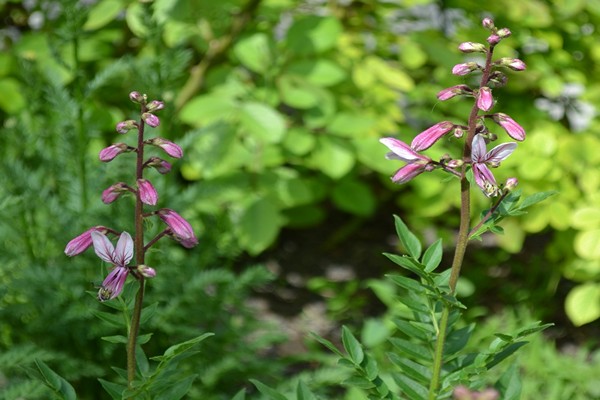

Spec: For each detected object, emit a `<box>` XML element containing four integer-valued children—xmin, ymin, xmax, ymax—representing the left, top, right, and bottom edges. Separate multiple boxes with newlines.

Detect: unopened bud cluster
<box><xmin>380</xmin><ymin>18</ymin><xmax>525</xmax><ymax>198</ymax></box>
<box><xmin>65</xmin><ymin>91</ymin><xmax>198</xmax><ymax>301</ymax></box>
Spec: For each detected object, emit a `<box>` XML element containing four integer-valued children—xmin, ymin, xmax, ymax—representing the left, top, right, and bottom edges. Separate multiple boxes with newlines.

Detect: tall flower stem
<box><xmin>127</xmin><ymin>110</ymin><xmax>148</xmax><ymax>387</ymax></box>
<box><xmin>428</xmin><ymin>44</ymin><xmax>497</xmax><ymax>399</ymax></box>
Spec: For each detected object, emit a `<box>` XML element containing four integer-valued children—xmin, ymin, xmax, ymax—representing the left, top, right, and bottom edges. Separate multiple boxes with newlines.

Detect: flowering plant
<box><xmin>63</xmin><ymin>92</ymin><xmax>209</xmax><ymax>397</ymax></box>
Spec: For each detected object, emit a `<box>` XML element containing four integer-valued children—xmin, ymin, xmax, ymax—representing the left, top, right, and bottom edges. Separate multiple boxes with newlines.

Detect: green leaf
<box><xmin>237</xmin><ymin>196</ymin><xmax>282</xmax><ymax>255</ymax></box>
<box><xmin>249</xmin><ymin>379</ymin><xmax>288</xmax><ymax>400</ymax></box>
<box><xmin>516</xmin><ymin>190</ymin><xmax>557</xmax><ymax>210</ymax></box>
<box><xmin>286</xmin><ymin>59</ymin><xmax>346</xmax><ymax>87</ymax></box>
<box><xmin>574</xmin><ymin>229</ymin><xmax>600</xmax><ymax>260</ymax></box>
<box><xmin>444</xmin><ymin>325</ymin><xmax>474</xmax><ymax>356</ymax></box>
<box><xmin>342</xmin><ymin>375</ymin><xmax>376</xmax><ymax>389</ymax></box>
<box><xmin>389</xmin><ymin>338</ymin><xmax>432</xmax><ymax>362</ymax></box>
<box><xmin>361</xmin><ymin>353</ymin><xmax>379</xmax><ymax>381</ymax></box>
<box><xmin>392</xmin><ymin>318</ymin><xmax>431</xmax><ymax>341</ymax></box>
<box><xmin>286</xmin><ymin>16</ymin><xmax>342</xmax><ymax>54</ymax></box>
<box><xmin>571</xmin><ymin>206</ymin><xmax>600</xmax><ymax>229</ymax></box>
<box><xmin>179</xmin><ymin>95</ymin><xmax>237</xmax><ymax>127</ymax></box>
<box><xmin>90</xmin><ymin>310</ymin><xmax>123</xmax><ymax>327</ymax></box>
<box><xmin>296</xmin><ymin>380</ymin><xmax>317</xmax><ymax>400</ymax></box>
<box><xmin>326</xmin><ymin>112</ymin><xmax>376</xmax><ymax>137</ymax></box>
<box><xmin>384</xmin><ymin>255</ymin><xmax>427</xmax><ymax>279</ymax></box>
<box><xmin>341</xmin><ymin>326</ymin><xmax>364</xmax><ymax>365</ymax></box>
<box><xmin>310</xmin><ymin>332</ymin><xmax>344</xmax><ymax>358</ymax></box>
<box><xmin>155</xmin><ymin>375</ymin><xmax>197</xmax><ymax>400</ymax></box>
<box><xmin>387</xmin><ymin>353</ymin><xmax>432</xmax><ymax>383</ymax></box>
<box><xmin>239</xmin><ymin>102</ymin><xmax>286</xmax><ymax>143</ymax></box>
<box><xmin>33</xmin><ymin>360</ymin><xmax>77</xmax><ymax>400</ymax></box>
<box><xmin>565</xmin><ymin>283</ymin><xmax>600</xmax><ymax>326</ymax></box>
<box><xmin>125</xmin><ymin>2</ymin><xmax>149</xmax><ymax>38</ymax></box>
<box><xmin>486</xmin><ymin>341</ymin><xmax>528</xmax><ymax>369</ymax></box>
<box><xmin>0</xmin><ymin>78</ymin><xmax>25</xmax><ymax>113</ymax></box>
<box><xmin>231</xmin><ymin>389</ymin><xmax>246</xmax><ymax>400</ymax></box>
<box><xmin>233</xmin><ymin>33</ymin><xmax>273</xmax><ymax>74</ymax></box>
<box><xmin>309</xmin><ymin>136</ymin><xmax>355</xmax><ymax>179</ymax></box>
<box><xmin>101</xmin><ymin>335</ymin><xmax>128</xmax><ymax>344</ymax></box>
<box><xmin>83</xmin><ymin>0</ymin><xmax>124</xmax><ymax>31</ymax></box>
<box><xmin>496</xmin><ymin>363</ymin><xmax>522</xmax><ymax>400</ymax></box>
<box><xmin>393</xmin><ymin>215</ymin><xmax>422</xmax><ymax>258</ymax></box>
<box><xmin>386</xmin><ymin>274</ymin><xmax>426</xmax><ymax>293</ymax></box>
<box><xmin>282</xmin><ymin>127</ymin><xmax>316</xmax><ymax>156</ymax></box>
<box><xmin>98</xmin><ymin>378</ymin><xmax>125</xmax><ymax>400</ymax></box>
<box><xmin>331</xmin><ymin>179</ymin><xmax>376</xmax><ymax>216</ymax></box>
<box><xmin>422</xmin><ymin>239</ymin><xmax>443</xmax><ymax>272</ymax></box>
<box><xmin>161</xmin><ymin>333</ymin><xmax>214</xmax><ymax>360</ymax></box>
<box><xmin>392</xmin><ymin>373</ymin><xmax>428</xmax><ymax>400</ymax></box>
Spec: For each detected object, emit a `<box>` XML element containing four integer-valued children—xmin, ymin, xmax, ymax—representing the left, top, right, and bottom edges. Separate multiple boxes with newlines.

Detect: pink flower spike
<box><xmin>158</xmin><ymin>209</ymin><xmax>198</xmax><ymax>248</ymax></box>
<box><xmin>379</xmin><ymin>137</ymin><xmax>428</xmax><ymax>162</ymax></box>
<box><xmin>142</xmin><ymin>112</ymin><xmax>160</xmax><ymax>128</ymax></box>
<box><xmin>91</xmin><ymin>231</ymin><xmax>134</xmax><ymax>301</ymax></box>
<box><xmin>64</xmin><ymin>226</ymin><xmax>108</xmax><ymax>256</ymax></box>
<box><xmin>476</xmin><ymin>87</ymin><xmax>494</xmax><ymax>111</ymax></box>
<box><xmin>102</xmin><ymin>182</ymin><xmax>129</xmax><ymax>204</ymax></box>
<box><xmin>147</xmin><ymin>138</ymin><xmax>183</xmax><ymax>158</ymax></box>
<box><xmin>492</xmin><ymin>113</ymin><xmax>526</xmax><ymax>141</ymax></box>
<box><xmin>99</xmin><ymin>143</ymin><xmax>130</xmax><ymax>162</ymax></box>
<box><xmin>437</xmin><ymin>85</ymin><xmax>472</xmax><ymax>101</ymax></box>
<box><xmin>137</xmin><ymin>179</ymin><xmax>158</xmax><ymax>205</ymax></box>
<box><xmin>411</xmin><ymin>121</ymin><xmax>455</xmax><ymax>151</ymax></box>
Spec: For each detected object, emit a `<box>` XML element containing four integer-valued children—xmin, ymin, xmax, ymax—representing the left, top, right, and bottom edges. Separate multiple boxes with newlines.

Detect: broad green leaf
<box><xmin>155</xmin><ymin>375</ymin><xmax>197</xmax><ymax>400</ymax></box>
<box><xmin>361</xmin><ymin>318</ymin><xmax>391</xmax><ymax>348</ymax></box>
<box><xmin>309</xmin><ymin>136</ymin><xmax>355</xmax><ymax>179</ymax></box>
<box><xmin>237</xmin><ymin>196</ymin><xmax>282</xmax><ymax>255</ymax></box>
<box><xmin>278</xmin><ymin>75</ymin><xmax>321</xmax><ymax>109</ymax></box>
<box><xmin>83</xmin><ymin>0</ymin><xmax>124</xmax><ymax>31</ymax></box>
<box><xmin>326</xmin><ymin>112</ymin><xmax>376</xmax><ymax>137</ymax></box>
<box><xmin>240</xmin><ymin>102</ymin><xmax>286</xmax><ymax>143</ymax></box>
<box><xmin>249</xmin><ymin>379</ymin><xmax>288</xmax><ymax>400</ymax></box>
<box><xmin>331</xmin><ymin>179</ymin><xmax>376</xmax><ymax>216</ymax></box>
<box><xmin>233</xmin><ymin>33</ymin><xmax>273</xmax><ymax>74</ymax></box>
<box><xmin>0</xmin><ymin>78</ymin><xmax>25</xmax><ymax>113</ymax></box>
<box><xmin>361</xmin><ymin>353</ymin><xmax>379</xmax><ymax>381</ymax></box>
<box><xmin>398</xmin><ymin>40</ymin><xmax>427</xmax><ymax>70</ymax></box>
<box><xmin>179</xmin><ymin>95</ymin><xmax>237</xmax><ymax>127</ymax></box>
<box><xmin>231</xmin><ymin>389</ymin><xmax>246</xmax><ymax>400</ymax></box>
<box><xmin>126</xmin><ymin>2</ymin><xmax>149</xmax><ymax>38</ymax></box>
<box><xmin>393</xmin><ymin>215</ymin><xmax>422</xmax><ymax>258</ymax></box>
<box><xmin>422</xmin><ymin>239</ymin><xmax>443</xmax><ymax>272</ymax></box>
<box><xmin>275</xmin><ymin>176</ymin><xmax>314</xmax><ymax>208</ymax></box>
<box><xmin>286</xmin><ymin>59</ymin><xmax>346</xmax><ymax>87</ymax></box>
<box><xmin>341</xmin><ymin>326</ymin><xmax>364</xmax><ymax>365</ymax></box>
<box><xmin>286</xmin><ymin>16</ymin><xmax>342</xmax><ymax>54</ymax></box>
<box><xmin>282</xmin><ymin>127</ymin><xmax>316</xmax><ymax>156</ymax></box>
<box><xmin>571</xmin><ymin>206</ymin><xmax>600</xmax><ymax>229</ymax></box>
<box><xmin>496</xmin><ymin>362</ymin><xmax>522</xmax><ymax>400</ymax></box>
<box><xmin>574</xmin><ymin>229</ymin><xmax>600</xmax><ymax>260</ymax></box>
<box><xmin>565</xmin><ymin>283</ymin><xmax>600</xmax><ymax>326</ymax></box>
<box><xmin>444</xmin><ymin>324</ymin><xmax>474</xmax><ymax>355</ymax></box>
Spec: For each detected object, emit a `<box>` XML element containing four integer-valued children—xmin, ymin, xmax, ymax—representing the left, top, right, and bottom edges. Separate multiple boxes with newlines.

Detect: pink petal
<box><xmin>114</xmin><ymin>232</ymin><xmax>134</xmax><ymax>267</ymax></box>
<box><xmin>379</xmin><ymin>138</ymin><xmax>424</xmax><ymax>162</ymax></box>
<box><xmin>91</xmin><ymin>231</ymin><xmax>116</xmax><ymax>264</ymax></box>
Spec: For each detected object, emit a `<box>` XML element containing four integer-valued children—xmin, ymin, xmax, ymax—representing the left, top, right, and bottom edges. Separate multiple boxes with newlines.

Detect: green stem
<box><xmin>127</xmin><ymin>108</ymin><xmax>148</xmax><ymax>387</ymax></box>
<box><xmin>428</xmin><ymin>44</ymin><xmax>497</xmax><ymax>399</ymax></box>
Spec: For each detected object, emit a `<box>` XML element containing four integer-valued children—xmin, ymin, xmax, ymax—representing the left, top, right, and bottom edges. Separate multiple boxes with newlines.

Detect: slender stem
<box><xmin>127</xmin><ymin>109</ymin><xmax>148</xmax><ymax>387</ymax></box>
<box><xmin>428</xmin><ymin>45</ymin><xmax>497</xmax><ymax>399</ymax></box>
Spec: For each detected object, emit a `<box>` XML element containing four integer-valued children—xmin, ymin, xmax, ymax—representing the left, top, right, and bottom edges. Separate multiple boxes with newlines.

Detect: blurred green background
<box><xmin>0</xmin><ymin>0</ymin><xmax>599</xmax><ymax>399</ymax></box>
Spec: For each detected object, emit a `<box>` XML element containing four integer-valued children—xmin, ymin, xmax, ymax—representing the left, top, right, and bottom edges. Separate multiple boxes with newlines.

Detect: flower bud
<box><xmin>102</xmin><ymin>182</ymin><xmax>130</xmax><ymax>204</ymax></box>
<box><xmin>137</xmin><ymin>179</ymin><xmax>158</xmax><ymax>205</ymax></box>
<box><xmin>453</xmin><ymin>126</ymin><xmax>466</xmax><ymax>138</ymax></box>
<box><xmin>137</xmin><ymin>265</ymin><xmax>156</xmax><ymax>278</ymax></box>
<box><xmin>458</xmin><ymin>42</ymin><xmax>487</xmax><ymax>53</ymax></box>
<box><xmin>437</xmin><ymin>84</ymin><xmax>472</xmax><ymax>101</ymax></box>
<box><xmin>452</xmin><ymin>62</ymin><xmax>479</xmax><ymax>76</ymax></box>
<box><xmin>492</xmin><ymin>113</ymin><xmax>526</xmax><ymax>141</ymax></box>
<box><xmin>488</xmin><ymin>71</ymin><xmax>508</xmax><ymax>88</ymax></box>
<box><xmin>129</xmin><ymin>91</ymin><xmax>146</xmax><ymax>104</ymax></box>
<box><xmin>65</xmin><ymin>226</ymin><xmax>108</xmax><ymax>256</ymax></box>
<box><xmin>99</xmin><ymin>143</ymin><xmax>130</xmax><ymax>162</ymax></box>
<box><xmin>411</xmin><ymin>121</ymin><xmax>455</xmax><ymax>151</ymax></box>
<box><xmin>146</xmin><ymin>100</ymin><xmax>165</xmax><ymax>112</ymax></box>
<box><xmin>497</xmin><ymin>28</ymin><xmax>511</xmax><ymax>38</ymax></box>
<box><xmin>497</xmin><ymin>57</ymin><xmax>526</xmax><ymax>71</ymax></box>
<box><xmin>487</xmin><ymin>34</ymin><xmax>501</xmax><ymax>45</ymax></box>
<box><xmin>145</xmin><ymin>156</ymin><xmax>172</xmax><ymax>174</ymax></box>
<box><xmin>482</xmin><ymin>18</ymin><xmax>495</xmax><ymax>30</ymax></box>
<box><xmin>146</xmin><ymin>138</ymin><xmax>183</xmax><ymax>158</ymax></box>
<box><xmin>446</xmin><ymin>159</ymin><xmax>464</xmax><ymax>168</ymax></box>
<box><xmin>142</xmin><ymin>112</ymin><xmax>160</xmax><ymax>128</ymax></box>
<box><xmin>158</xmin><ymin>209</ymin><xmax>199</xmax><ymax>248</ymax></box>
<box><xmin>504</xmin><ymin>177</ymin><xmax>518</xmax><ymax>191</ymax></box>
<box><xmin>476</xmin><ymin>87</ymin><xmax>494</xmax><ymax>111</ymax></box>
<box><xmin>116</xmin><ymin>120</ymin><xmax>138</xmax><ymax>134</ymax></box>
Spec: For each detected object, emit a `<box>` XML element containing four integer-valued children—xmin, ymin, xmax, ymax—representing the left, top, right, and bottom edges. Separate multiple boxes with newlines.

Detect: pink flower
<box><xmin>137</xmin><ymin>179</ymin><xmax>158</xmax><ymax>205</ymax></box>
<box><xmin>99</xmin><ymin>143</ymin><xmax>130</xmax><ymax>162</ymax></box>
<box><xmin>411</xmin><ymin>121</ymin><xmax>455</xmax><ymax>151</ymax></box>
<box><xmin>437</xmin><ymin>85</ymin><xmax>472</xmax><ymax>101</ymax></box>
<box><xmin>492</xmin><ymin>113</ymin><xmax>525</xmax><ymax>141</ymax></box>
<box><xmin>146</xmin><ymin>138</ymin><xmax>183</xmax><ymax>158</ymax></box>
<box><xmin>476</xmin><ymin>87</ymin><xmax>494</xmax><ymax>111</ymax></box>
<box><xmin>379</xmin><ymin>137</ymin><xmax>433</xmax><ymax>184</ymax></box>
<box><xmin>144</xmin><ymin>156</ymin><xmax>172</xmax><ymax>174</ymax></box>
<box><xmin>102</xmin><ymin>182</ymin><xmax>129</xmax><ymax>204</ymax></box>
<box><xmin>142</xmin><ymin>112</ymin><xmax>160</xmax><ymax>128</ymax></box>
<box><xmin>158</xmin><ymin>209</ymin><xmax>198</xmax><ymax>248</ymax></box>
<box><xmin>137</xmin><ymin>265</ymin><xmax>156</xmax><ymax>278</ymax></box>
<box><xmin>91</xmin><ymin>231</ymin><xmax>133</xmax><ymax>301</ymax></box>
<box><xmin>471</xmin><ymin>134</ymin><xmax>517</xmax><ymax>197</ymax></box>
<box><xmin>65</xmin><ymin>226</ymin><xmax>108</xmax><ymax>256</ymax></box>
<box><xmin>458</xmin><ymin>42</ymin><xmax>486</xmax><ymax>53</ymax></box>
<box><xmin>116</xmin><ymin>120</ymin><xmax>137</xmax><ymax>134</ymax></box>
<box><xmin>452</xmin><ymin>62</ymin><xmax>479</xmax><ymax>76</ymax></box>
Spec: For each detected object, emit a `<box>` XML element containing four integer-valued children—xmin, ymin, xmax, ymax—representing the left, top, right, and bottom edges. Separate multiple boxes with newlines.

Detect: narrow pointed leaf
<box><xmin>297</xmin><ymin>380</ymin><xmax>317</xmax><ymax>400</ymax></box>
<box><xmin>250</xmin><ymin>380</ymin><xmax>288</xmax><ymax>400</ymax></box>
<box><xmin>341</xmin><ymin>326</ymin><xmax>364</xmax><ymax>364</ymax></box>
<box><xmin>389</xmin><ymin>338</ymin><xmax>432</xmax><ymax>361</ymax></box>
<box><xmin>392</xmin><ymin>373</ymin><xmax>428</xmax><ymax>400</ymax></box>
<box><xmin>422</xmin><ymin>239</ymin><xmax>443</xmax><ymax>272</ymax></box>
<box><xmin>393</xmin><ymin>215</ymin><xmax>422</xmax><ymax>258</ymax></box>
<box><xmin>310</xmin><ymin>332</ymin><xmax>344</xmax><ymax>357</ymax></box>
<box><xmin>98</xmin><ymin>378</ymin><xmax>125</xmax><ymax>399</ymax></box>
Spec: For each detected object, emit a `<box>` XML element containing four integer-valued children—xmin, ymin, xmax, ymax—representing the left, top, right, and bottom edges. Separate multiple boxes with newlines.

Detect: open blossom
<box><xmin>65</xmin><ymin>226</ymin><xmax>108</xmax><ymax>256</ymax></box>
<box><xmin>437</xmin><ymin>85</ymin><xmax>472</xmax><ymax>101</ymax></box>
<box><xmin>471</xmin><ymin>134</ymin><xmax>517</xmax><ymax>197</ymax></box>
<box><xmin>147</xmin><ymin>138</ymin><xmax>183</xmax><ymax>158</ymax></box>
<box><xmin>492</xmin><ymin>113</ymin><xmax>525</xmax><ymax>141</ymax></box>
<box><xmin>411</xmin><ymin>121</ymin><xmax>455</xmax><ymax>151</ymax></box>
<box><xmin>476</xmin><ymin>87</ymin><xmax>494</xmax><ymax>111</ymax></box>
<box><xmin>379</xmin><ymin>137</ymin><xmax>433</xmax><ymax>184</ymax></box>
<box><xmin>158</xmin><ymin>209</ymin><xmax>198</xmax><ymax>248</ymax></box>
<box><xmin>137</xmin><ymin>179</ymin><xmax>158</xmax><ymax>205</ymax></box>
<box><xmin>91</xmin><ymin>231</ymin><xmax>133</xmax><ymax>301</ymax></box>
